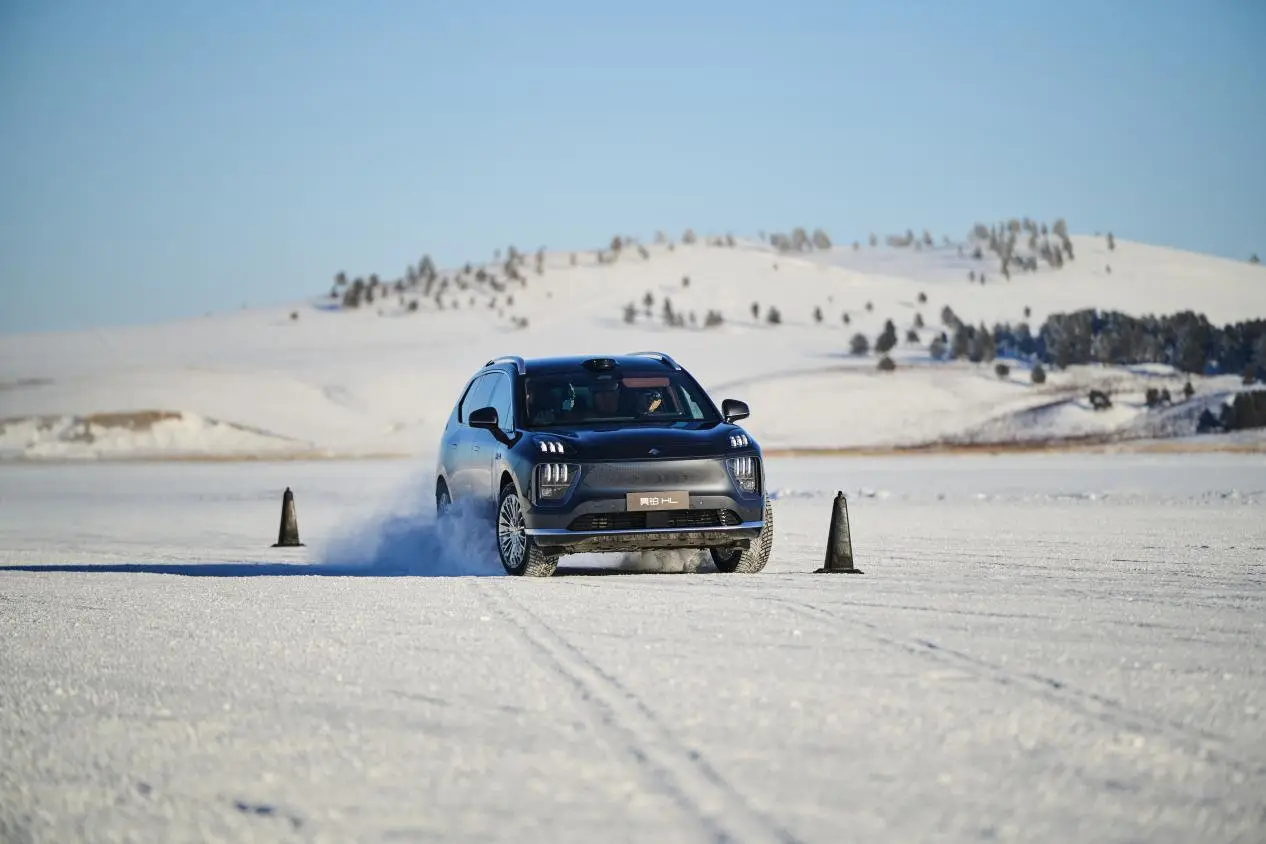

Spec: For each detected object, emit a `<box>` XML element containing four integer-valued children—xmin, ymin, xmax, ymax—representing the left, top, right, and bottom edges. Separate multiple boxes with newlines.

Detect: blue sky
<box><xmin>2</xmin><ymin>0</ymin><xmax>1263</xmax><ymax>333</ymax></box>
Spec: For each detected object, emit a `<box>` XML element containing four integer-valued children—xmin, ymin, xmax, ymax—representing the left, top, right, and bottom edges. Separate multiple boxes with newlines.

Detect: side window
<box><xmin>487</xmin><ymin>373</ymin><xmax>516</xmax><ymax>432</ymax></box>
<box><xmin>459</xmin><ymin>374</ymin><xmax>494</xmax><ymax>423</ymax></box>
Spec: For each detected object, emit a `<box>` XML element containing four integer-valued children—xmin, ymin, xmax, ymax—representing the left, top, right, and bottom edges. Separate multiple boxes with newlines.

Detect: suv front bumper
<box><xmin>524</xmin><ymin>457</ymin><xmax>765</xmax><ymax>554</ymax></box>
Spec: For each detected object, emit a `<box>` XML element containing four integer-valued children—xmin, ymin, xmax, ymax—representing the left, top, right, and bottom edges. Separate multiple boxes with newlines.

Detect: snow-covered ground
<box><xmin>3</xmin><ymin>232</ymin><xmax>1264</xmax><ymax>460</ymax></box>
<box><xmin>2</xmin><ymin>453</ymin><xmax>1264</xmax><ymax>842</ymax></box>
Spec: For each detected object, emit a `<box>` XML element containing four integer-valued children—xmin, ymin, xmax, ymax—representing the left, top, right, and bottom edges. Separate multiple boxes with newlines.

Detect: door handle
<box><xmin>472</xmin><ymin>445</ymin><xmax>481</xmax><ymax>453</ymax></box>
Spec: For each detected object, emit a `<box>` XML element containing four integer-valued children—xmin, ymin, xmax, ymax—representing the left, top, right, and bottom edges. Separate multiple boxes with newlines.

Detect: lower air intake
<box><xmin>567</xmin><ymin>509</ymin><xmax>741</xmax><ymax>531</ymax></box>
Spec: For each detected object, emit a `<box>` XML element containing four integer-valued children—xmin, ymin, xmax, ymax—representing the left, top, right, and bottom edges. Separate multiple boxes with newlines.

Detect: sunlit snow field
<box><xmin>2</xmin><ymin>452</ymin><xmax>1263</xmax><ymax>843</ymax></box>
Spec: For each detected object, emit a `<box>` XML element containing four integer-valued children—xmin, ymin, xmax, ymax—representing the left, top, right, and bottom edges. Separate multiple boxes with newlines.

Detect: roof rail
<box><xmin>484</xmin><ymin>355</ymin><xmax>527</xmax><ymax>375</ymax></box>
<box><xmin>626</xmin><ymin>351</ymin><xmax>682</xmax><ymax>370</ymax></box>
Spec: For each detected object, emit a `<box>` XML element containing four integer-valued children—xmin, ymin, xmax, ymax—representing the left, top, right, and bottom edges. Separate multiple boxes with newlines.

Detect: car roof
<box><xmin>479</xmin><ymin>353</ymin><xmax>686</xmax><ymax>377</ymax></box>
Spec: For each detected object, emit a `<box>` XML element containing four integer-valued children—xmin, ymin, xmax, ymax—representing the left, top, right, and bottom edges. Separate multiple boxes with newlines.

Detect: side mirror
<box><xmin>721</xmin><ymin>398</ymin><xmax>749</xmax><ymax>423</ymax></box>
<box><xmin>468</xmin><ymin>406</ymin><xmax>499</xmax><ymax>430</ymax></box>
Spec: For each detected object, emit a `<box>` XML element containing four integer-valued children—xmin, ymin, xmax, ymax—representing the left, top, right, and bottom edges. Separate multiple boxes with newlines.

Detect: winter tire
<box><xmin>496</xmin><ymin>482</ymin><xmax>559</xmax><ymax>577</ymax></box>
<box><xmin>711</xmin><ymin>496</ymin><xmax>774</xmax><ymax>573</ymax></box>
<box><xmin>436</xmin><ymin>483</ymin><xmax>452</xmax><ymax>519</ymax></box>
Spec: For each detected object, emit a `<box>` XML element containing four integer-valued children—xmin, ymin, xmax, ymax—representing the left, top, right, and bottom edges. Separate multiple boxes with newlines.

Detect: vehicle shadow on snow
<box><xmin>0</xmin><ymin>499</ymin><xmax>716</xmax><ymax>578</ymax></box>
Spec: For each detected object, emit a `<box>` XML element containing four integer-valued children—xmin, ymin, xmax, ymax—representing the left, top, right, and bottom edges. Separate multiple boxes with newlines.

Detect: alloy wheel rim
<box><xmin>498</xmin><ymin>494</ymin><xmax>526</xmax><ymax>569</ymax></box>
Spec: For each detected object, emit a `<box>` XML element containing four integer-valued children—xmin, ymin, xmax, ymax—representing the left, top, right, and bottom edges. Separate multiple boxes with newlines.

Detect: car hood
<box><xmin>528</xmin><ymin>421</ymin><xmax>750</xmax><ymax>460</ymax></box>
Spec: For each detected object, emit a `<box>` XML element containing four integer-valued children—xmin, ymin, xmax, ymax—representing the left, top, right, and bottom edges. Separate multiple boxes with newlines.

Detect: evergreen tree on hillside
<box><xmin>875</xmin><ymin>319</ymin><xmax>898</xmax><ymax>353</ymax></box>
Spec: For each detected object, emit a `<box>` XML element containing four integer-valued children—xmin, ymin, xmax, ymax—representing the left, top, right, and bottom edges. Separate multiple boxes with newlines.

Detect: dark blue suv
<box><xmin>435</xmin><ymin>352</ymin><xmax>773</xmax><ymax>576</ymax></box>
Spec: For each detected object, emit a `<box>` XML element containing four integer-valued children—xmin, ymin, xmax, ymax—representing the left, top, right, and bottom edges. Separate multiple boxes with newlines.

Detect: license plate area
<box><xmin>626</xmin><ymin>491</ymin><xmax>689</xmax><ymax>511</ymax></box>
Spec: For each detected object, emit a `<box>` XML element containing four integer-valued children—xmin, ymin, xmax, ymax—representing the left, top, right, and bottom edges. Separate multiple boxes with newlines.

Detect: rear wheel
<box><xmin>496</xmin><ymin>482</ymin><xmax>559</xmax><ymax>577</ymax></box>
<box><xmin>710</xmin><ymin>496</ymin><xmax>774</xmax><ymax>573</ymax></box>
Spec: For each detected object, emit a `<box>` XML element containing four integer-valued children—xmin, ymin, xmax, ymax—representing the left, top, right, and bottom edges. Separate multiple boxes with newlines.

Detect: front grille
<box><xmin>580</xmin><ymin>460</ymin><xmax>726</xmax><ymax>490</ymax></box>
<box><xmin>567</xmin><ymin>509</ymin><xmax>741</xmax><ymax>532</ymax></box>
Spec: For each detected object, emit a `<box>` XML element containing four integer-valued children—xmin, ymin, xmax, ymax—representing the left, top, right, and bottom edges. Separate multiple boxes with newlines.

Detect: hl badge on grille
<box><xmin>627</xmin><ymin>491</ymin><xmax>689</xmax><ymax>511</ymax></box>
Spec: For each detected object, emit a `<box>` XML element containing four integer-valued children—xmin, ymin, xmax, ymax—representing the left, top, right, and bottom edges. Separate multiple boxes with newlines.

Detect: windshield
<box><xmin>522</xmin><ymin>370</ymin><xmax>719</xmax><ymax>427</ymax></box>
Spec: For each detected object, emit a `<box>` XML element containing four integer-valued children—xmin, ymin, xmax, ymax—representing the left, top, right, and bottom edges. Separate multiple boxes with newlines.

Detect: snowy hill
<box><xmin>2</xmin><ymin>227</ymin><xmax>1265</xmax><ymax>461</ymax></box>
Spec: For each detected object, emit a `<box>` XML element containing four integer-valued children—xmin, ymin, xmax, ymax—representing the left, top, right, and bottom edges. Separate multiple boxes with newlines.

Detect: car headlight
<box><xmin>535</xmin><ymin>462</ymin><xmax>580</xmax><ymax>501</ymax></box>
<box><xmin>726</xmin><ymin>455</ymin><xmax>759</xmax><ymax>494</ymax></box>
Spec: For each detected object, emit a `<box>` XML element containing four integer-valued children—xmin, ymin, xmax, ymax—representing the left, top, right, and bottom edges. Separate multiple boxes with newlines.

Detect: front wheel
<box><xmin>711</xmin><ymin>496</ymin><xmax>774</xmax><ymax>573</ymax></box>
<box><xmin>496</xmin><ymin>483</ymin><xmax>559</xmax><ymax>577</ymax></box>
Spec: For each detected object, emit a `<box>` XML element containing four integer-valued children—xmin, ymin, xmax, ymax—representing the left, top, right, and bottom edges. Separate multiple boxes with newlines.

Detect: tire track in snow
<box><xmin>479</xmin><ymin>580</ymin><xmax>805</xmax><ymax>844</ymax></box>
<box><xmin>599</xmin><ymin>578</ymin><xmax>1258</xmax><ymax>776</ymax></box>
<box><xmin>758</xmin><ymin>593</ymin><xmax>1262</xmax><ymax>778</ymax></box>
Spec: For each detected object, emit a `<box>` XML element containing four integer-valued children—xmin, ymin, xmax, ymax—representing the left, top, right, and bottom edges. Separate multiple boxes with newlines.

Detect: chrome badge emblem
<box><xmin>648</xmin><ymin>448</ymin><xmax>661</xmax><ymax>455</ymax></box>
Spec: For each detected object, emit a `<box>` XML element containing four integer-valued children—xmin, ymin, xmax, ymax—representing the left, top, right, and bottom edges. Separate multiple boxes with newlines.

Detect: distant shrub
<box><xmin>766</xmin><ymin>307</ymin><xmax>782</xmax><ymax>325</ymax></box>
<box><xmin>813</xmin><ymin>306</ymin><xmax>823</xmax><ymax>324</ymax></box>
<box><xmin>704</xmin><ymin>310</ymin><xmax>724</xmax><ymax>328</ymax></box>
<box><xmin>914</xmin><ymin>313</ymin><xmax>924</xmax><ymax>328</ymax></box>
<box><xmin>877</xmin><ymin>355</ymin><xmax>896</xmax><ymax>372</ymax></box>
<box><xmin>875</xmin><ymin>319</ymin><xmax>898</xmax><ymax>353</ymax></box>
<box><xmin>905</xmin><ymin>329</ymin><xmax>920</xmax><ymax>344</ymax></box>
<box><xmin>812</xmin><ymin>229</ymin><xmax>832</xmax><ymax>249</ymax></box>
<box><xmin>842</xmin><ymin>312</ymin><xmax>851</xmax><ymax>325</ymax></box>
<box><xmin>1088</xmin><ymin>389</ymin><xmax>1112</xmax><ymax>410</ymax></box>
<box><xmin>994</xmin><ymin>363</ymin><xmax>1010</xmax><ymax>378</ymax></box>
<box><xmin>1183</xmin><ymin>380</ymin><xmax>1194</xmax><ymax>400</ymax></box>
<box><xmin>751</xmin><ymin>302</ymin><xmax>760</xmax><ymax>320</ymax></box>
<box><xmin>623</xmin><ymin>303</ymin><xmax>636</xmax><ymax>324</ymax></box>
<box><xmin>850</xmin><ymin>333</ymin><xmax>869</xmax><ymax>355</ymax></box>
<box><xmin>682</xmin><ymin>228</ymin><xmax>697</xmax><ymax>244</ymax></box>
<box><xmin>407</xmin><ymin>300</ymin><xmax>418</xmax><ymax>312</ymax></box>
<box><xmin>682</xmin><ymin>275</ymin><xmax>690</xmax><ymax>288</ymax></box>
<box><xmin>917</xmin><ymin>291</ymin><xmax>927</xmax><ymax>304</ymax></box>
<box><xmin>928</xmin><ymin>335</ymin><xmax>946</xmax><ymax>359</ymax></box>
<box><xmin>290</xmin><ymin>311</ymin><xmax>299</xmax><ymax>321</ymax></box>
<box><xmin>865</xmin><ymin>301</ymin><xmax>873</xmax><ymax>312</ymax></box>
<box><xmin>1107</xmin><ymin>232</ymin><xmax>1115</xmax><ymax>250</ymax></box>
<box><xmin>1250</xmin><ymin>253</ymin><xmax>1260</xmax><ymax>264</ymax></box>
<box><xmin>1031</xmin><ymin>364</ymin><xmax>1046</xmax><ymax>384</ymax></box>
